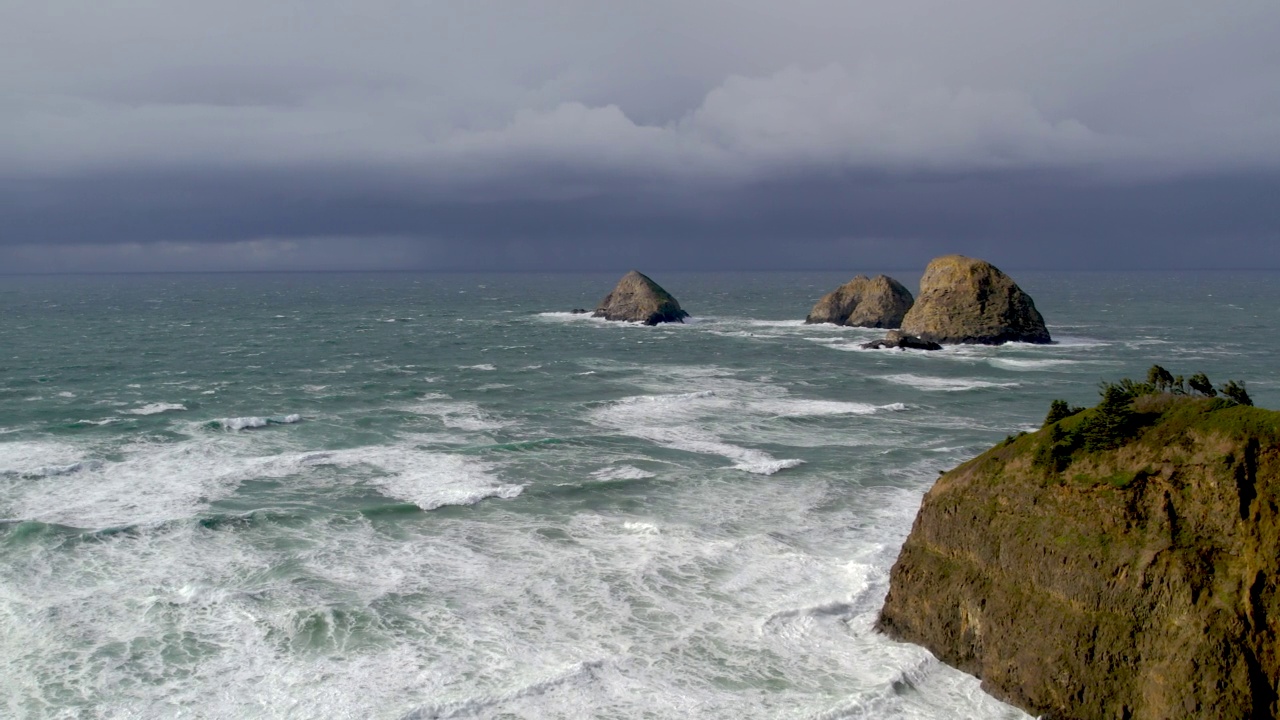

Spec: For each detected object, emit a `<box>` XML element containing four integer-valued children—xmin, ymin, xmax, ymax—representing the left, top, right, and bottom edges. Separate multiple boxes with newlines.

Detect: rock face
<box><xmin>878</xmin><ymin>394</ymin><xmax>1280</xmax><ymax>720</ymax></box>
<box><xmin>593</xmin><ymin>271</ymin><xmax>689</xmax><ymax>325</ymax></box>
<box><xmin>860</xmin><ymin>330</ymin><xmax>942</xmax><ymax>351</ymax></box>
<box><xmin>804</xmin><ymin>275</ymin><xmax>913</xmax><ymax>328</ymax></box>
<box><xmin>899</xmin><ymin>256</ymin><xmax>1050</xmax><ymax>344</ymax></box>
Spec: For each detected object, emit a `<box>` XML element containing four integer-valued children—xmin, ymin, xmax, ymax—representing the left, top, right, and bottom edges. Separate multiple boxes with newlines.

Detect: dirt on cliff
<box><xmin>878</xmin><ymin>393</ymin><xmax>1280</xmax><ymax>720</ymax></box>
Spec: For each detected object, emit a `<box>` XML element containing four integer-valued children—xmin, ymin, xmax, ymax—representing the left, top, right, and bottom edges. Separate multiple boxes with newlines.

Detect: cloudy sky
<box><xmin>3</xmin><ymin>0</ymin><xmax>1278</xmax><ymax>272</ymax></box>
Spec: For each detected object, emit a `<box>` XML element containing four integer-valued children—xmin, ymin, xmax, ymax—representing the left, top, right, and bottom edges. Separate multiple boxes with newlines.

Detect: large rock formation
<box><xmin>878</xmin><ymin>389</ymin><xmax>1280</xmax><ymax>719</ymax></box>
<box><xmin>899</xmin><ymin>256</ymin><xmax>1050</xmax><ymax>344</ymax></box>
<box><xmin>593</xmin><ymin>271</ymin><xmax>689</xmax><ymax>325</ymax></box>
<box><xmin>805</xmin><ymin>275</ymin><xmax>913</xmax><ymax>328</ymax></box>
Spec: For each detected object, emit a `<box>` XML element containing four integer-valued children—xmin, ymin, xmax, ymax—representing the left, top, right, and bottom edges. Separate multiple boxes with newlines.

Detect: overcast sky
<box><xmin>2</xmin><ymin>0</ymin><xmax>1278</xmax><ymax>272</ymax></box>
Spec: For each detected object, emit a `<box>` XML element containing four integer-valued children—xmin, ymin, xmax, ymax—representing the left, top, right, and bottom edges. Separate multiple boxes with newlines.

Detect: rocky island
<box><xmin>899</xmin><ymin>255</ymin><xmax>1050</xmax><ymax>345</ymax></box>
<box><xmin>593</xmin><ymin>270</ymin><xmax>689</xmax><ymax>325</ymax></box>
<box><xmin>805</xmin><ymin>275</ymin><xmax>914</xmax><ymax>328</ymax></box>
<box><xmin>878</xmin><ymin>370</ymin><xmax>1278</xmax><ymax>719</ymax></box>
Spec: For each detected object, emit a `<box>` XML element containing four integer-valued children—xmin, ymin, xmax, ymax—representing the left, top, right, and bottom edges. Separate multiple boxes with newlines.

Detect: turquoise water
<box><xmin>2</xmin><ymin>270</ymin><xmax>1278</xmax><ymax>719</ymax></box>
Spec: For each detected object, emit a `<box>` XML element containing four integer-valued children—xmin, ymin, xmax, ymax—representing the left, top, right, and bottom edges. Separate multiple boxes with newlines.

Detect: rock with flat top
<box><xmin>805</xmin><ymin>275</ymin><xmax>913</xmax><ymax>328</ymax></box>
<box><xmin>861</xmin><ymin>329</ymin><xmax>942</xmax><ymax>351</ymax></box>
<box><xmin>899</xmin><ymin>255</ymin><xmax>1050</xmax><ymax>344</ymax></box>
<box><xmin>592</xmin><ymin>271</ymin><xmax>689</xmax><ymax>325</ymax></box>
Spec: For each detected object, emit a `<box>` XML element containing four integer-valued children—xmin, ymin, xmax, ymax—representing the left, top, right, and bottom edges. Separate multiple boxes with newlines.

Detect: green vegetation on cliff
<box><xmin>879</xmin><ymin>368</ymin><xmax>1280</xmax><ymax>720</ymax></box>
<box><xmin>1032</xmin><ymin>367</ymin><xmax>1255</xmax><ymax>473</ymax></box>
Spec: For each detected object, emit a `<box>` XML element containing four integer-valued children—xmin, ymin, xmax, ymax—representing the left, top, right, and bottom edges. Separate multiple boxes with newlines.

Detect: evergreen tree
<box><xmin>1146</xmin><ymin>365</ymin><xmax>1174</xmax><ymax>393</ymax></box>
<box><xmin>1188</xmin><ymin>372</ymin><xmax>1216</xmax><ymax>397</ymax></box>
<box><xmin>1080</xmin><ymin>383</ymin><xmax>1135</xmax><ymax>451</ymax></box>
<box><xmin>1044</xmin><ymin>399</ymin><xmax>1079</xmax><ymax>426</ymax></box>
<box><xmin>1220</xmin><ymin>380</ymin><xmax>1253</xmax><ymax>406</ymax></box>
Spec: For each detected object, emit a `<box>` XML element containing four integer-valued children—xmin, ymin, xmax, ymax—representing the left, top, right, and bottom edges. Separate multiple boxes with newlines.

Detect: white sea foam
<box><xmin>213</xmin><ymin>414</ymin><xmax>302</xmax><ymax>431</ymax></box>
<box><xmin>126</xmin><ymin>402</ymin><xmax>187</xmax><ymax>415</ymax></box>
<box><xmin>1</xmin><ymin>432</ymin><xmax>523</xmax><ymax>527</ymax></box>
<box><xmin>752</xmin><ymin>399</ymin><xmax>905</xmax><ymax>417</ymax></box>
<box><xmin>408</xmin><ymin>396</ymin><xmax>509</xmax><ymax>431</ymax></box>
<box><xmin>74</xmin><ymin>417</ymin><xmax>122</xmax><ymax>426</ymax></box>
<box><xmin>0</xmin><ymin>440</ymin><xmax>1023</xmax><ymax>720</ymax></box>
<box><xmin>986</xmin><ymin>357</ymin><xmax>1082</xmax><ymax>371</ymax></box>
<box><xmin>370</xmin><ymin>455</ymin><xmax>523</xmax><ymax>511</ymax></box>
<box><xmin>878</xmin><ymin>374</ymin><xmax>1020</xmax><ymax>392</ymax></box>
<box><xmin>745</xmin><ymin>319</ymin><xmax>810</xmax><ymax>328</ymax></box>
<box><xmin>0</xmin><ymin>440</ymin><xmax>86</xmax><ymax>478</ymax></box>
<box><xmin>57</xmin><ymin>391</ymin><xmax>75</xmax><ymax>398</ymax></box>
<box><xmin>590</xmin><ymin>465</ymin><xmax>657</xmax><ymax>482</ymax></box>
<box><xmin>0</xmin><ymin>436</ymin><xmax>265</xmax><ymax>527</ymax></box>
<box><xmin>402</xmin><ymin>659</ymin><xmax>610</xmax><ymax>719</ymax></box>
<box><xmin>458</xmin><ymin>363</ymin><xmax>497</xmax><ymax>371</ymax></box>
<box><xmin>621</xmin><ymin>521</ymin><xmax>660</xmax><ymax>535</ymax></box>
<box><xmin>1047</xmin><ymin>335</ymin><xmax>1109</xmax><ymax>348</ymax></box>
<box><xmin>293</xmin><ymin>444</ymin><xmax>524</xmax><ymax>511</ymax></box>
<box><xmin>591</xmin><ymin>390</ymin><xmax>804</xmax><ymax>475</ymax></box>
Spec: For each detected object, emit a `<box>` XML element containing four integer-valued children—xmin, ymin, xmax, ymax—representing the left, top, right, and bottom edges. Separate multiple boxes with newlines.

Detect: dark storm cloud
<box><xmin>2</xmin><ymin>1</ymin><xmax>1278</xmax><ymax>271</ymax></box>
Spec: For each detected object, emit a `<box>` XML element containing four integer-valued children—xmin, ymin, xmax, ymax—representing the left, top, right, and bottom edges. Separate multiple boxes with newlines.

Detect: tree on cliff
<box><xmin>1189</xmin><ymin>372</ymin><xmax>1217</xmax><ymax>397</ymax></box>
<box><xmin>1043</xmin><ymin>399</ymin><xmax>1084</xmax><ymax>427</ymax></box>
<box><xmin>1079</xmin><ymin>382</ymin><xmax>1136</xmax><ymax>451</ymax></box>
<box><xmin>1220</xmin><ymin>380</ymin><xmax>1253</xmax><ymax>406</ymax></box>
<box><xmin>1146</xmin><ymin>365</ymin><xmax>1175</xmax><ymax>393</ymax></box>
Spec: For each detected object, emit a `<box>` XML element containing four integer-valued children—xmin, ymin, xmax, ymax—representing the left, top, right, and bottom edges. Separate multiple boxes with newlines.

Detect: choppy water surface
<box><xmin>2</xmin><ymin>270</ymin><xmax>1278</xmax><ymax>719</ymax></box>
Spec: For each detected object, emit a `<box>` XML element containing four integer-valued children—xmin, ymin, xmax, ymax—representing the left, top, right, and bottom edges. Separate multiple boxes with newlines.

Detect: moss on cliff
<box><xmin>878</xmin><ymin>379</ymin><xmax>1280</xmax><ymax>720</ymax></box>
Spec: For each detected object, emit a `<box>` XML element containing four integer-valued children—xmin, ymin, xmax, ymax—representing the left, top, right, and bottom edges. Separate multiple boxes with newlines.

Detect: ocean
<box><xmin>2</xmin><ymin>270</ymin><xmax>1278</xmax><ymax>719</ymax></box>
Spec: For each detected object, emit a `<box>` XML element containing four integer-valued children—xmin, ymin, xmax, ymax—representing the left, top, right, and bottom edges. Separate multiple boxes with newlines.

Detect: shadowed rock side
<box><xmin>593</xmin><ymin>271</ymin><xmax>689</xmax><ymax>325</ymax></box>
<box><xmin>900</xmin><ymin>255</ymin><xmax>1050</xmax><ymax>344</ymax></box>
<box><xmin>805</xmin><ymin>275</ymin><xmax>914</xmax><ymax>327</ymax></box>
<box><xmin>861</xmin><ymin>329</ymin><xmax>942</xmax><ymax>351</ymax></box>
<box><xmin>878</xmin><ymin>395</ymin><xmax>1280</xmax><ymax>720</ymax></box>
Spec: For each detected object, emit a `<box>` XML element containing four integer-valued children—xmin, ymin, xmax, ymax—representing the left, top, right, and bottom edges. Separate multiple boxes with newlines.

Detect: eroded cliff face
<box><xmin>878</xmin><ymin>396</ymin><xmax>1280</xmax><ymax>720</ymax></box>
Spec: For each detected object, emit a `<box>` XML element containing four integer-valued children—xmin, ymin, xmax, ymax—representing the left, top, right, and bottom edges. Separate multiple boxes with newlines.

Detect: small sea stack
<box><xmin>860</xmin><ymin>329</ymin><xmax>942</xmax><ymax>351</ymax></box>
<box><xmin>900</xmin><ymin>255</ymin><xmax>1050</xmax><ymax>345</ymax></box>
<box><xmin>805</xmin><ymin>275</ymin><xmax>914</xmax><ymax>328</ymax></box>
<box><xmin>593</xmin><ymin>271</ymin><xmax>689</xmax><ymax>325</ymax></box>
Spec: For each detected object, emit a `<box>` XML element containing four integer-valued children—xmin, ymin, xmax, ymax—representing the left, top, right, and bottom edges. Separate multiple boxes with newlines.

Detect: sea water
<box><xmin>2</xmin><ymin>270</ymin><xmax>1278</xmax><ymax>719</ymax></box>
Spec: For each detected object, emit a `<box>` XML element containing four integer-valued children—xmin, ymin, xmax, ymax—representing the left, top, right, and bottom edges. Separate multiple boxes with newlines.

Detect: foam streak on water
<box><xmin>3</xmin><ymin>270</ymin><xmax>1279</xmax><ymax>718</ymax></box>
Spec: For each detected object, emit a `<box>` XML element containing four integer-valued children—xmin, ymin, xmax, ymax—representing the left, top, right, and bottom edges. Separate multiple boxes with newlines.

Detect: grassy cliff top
<box><xmin>964</xmin><ymin>372</ymin><xmax>1276</xmax><ymax>491</ymax></box>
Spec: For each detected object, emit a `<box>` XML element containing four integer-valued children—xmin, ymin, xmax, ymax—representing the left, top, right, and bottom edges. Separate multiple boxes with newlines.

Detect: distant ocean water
<box><xmin>2</xmin><ymin>270</ymin><xmax>1278</xmax><ymax>719</ymax></box>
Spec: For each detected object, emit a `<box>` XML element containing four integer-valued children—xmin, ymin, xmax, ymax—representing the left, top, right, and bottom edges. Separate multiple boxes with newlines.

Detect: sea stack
<box><xmin>593</xmin><ymin>271</ymin><xmax>689</xmax><ymax>325</ymax></box>
<box><xmin>805</xmin><ymin>275</ymin><xmax>914</xmax><ymax>328</ymax></box>
<box><xmin>899</xmin><ymin>255</ymin><xmax>1050</xmax><ymax>344</ymax></box>
<box><xmin>878</xmin><ymin>385</ymin><xmax>1280</xmax><ymax>719</ymax></box>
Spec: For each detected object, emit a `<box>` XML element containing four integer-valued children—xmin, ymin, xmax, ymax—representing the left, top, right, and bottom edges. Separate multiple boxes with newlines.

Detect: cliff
<box><xmin>805</xmin><ymin>275</ymin><xmax>914</xmax><ymax>328</ymax></box>
<box><xmin>900</xmin><ymin>255</ymin><xmax>1050</xmax><ymax>344</ymax></box>
<box><xmin>878</xmin><ymin>388</ymin><xmax>1280</xmax><ymax>719</ymax></box>
<box><xmin>592</xmin><ymin>271</ymin><xmax>689</xmax><ymax>325</ymax></box>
